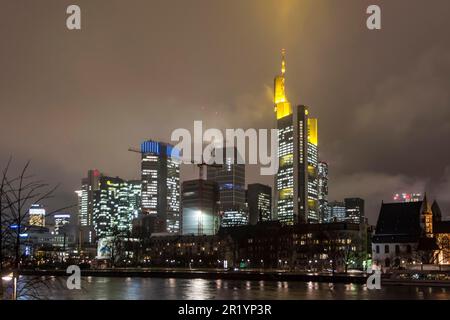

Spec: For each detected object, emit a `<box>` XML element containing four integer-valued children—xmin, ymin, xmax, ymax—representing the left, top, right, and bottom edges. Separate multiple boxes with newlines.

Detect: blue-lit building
<box><xmin>140</xmin><ymin>140</ymin><xmax>181</xmax><ymax>233</ymax></box>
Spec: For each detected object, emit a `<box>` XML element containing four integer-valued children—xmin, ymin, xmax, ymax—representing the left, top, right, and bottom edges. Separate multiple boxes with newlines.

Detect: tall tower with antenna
<box><xmin>274</xmin><ymin>50</ymin><xmax>320</xmax><ymax>224</ymax></box>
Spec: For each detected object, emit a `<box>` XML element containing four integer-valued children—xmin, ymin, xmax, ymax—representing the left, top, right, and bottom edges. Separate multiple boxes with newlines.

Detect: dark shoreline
<box><xmin>20</xmin><ymin>268</ymin><xmax>368</xmax><ymax>284</ymax></box>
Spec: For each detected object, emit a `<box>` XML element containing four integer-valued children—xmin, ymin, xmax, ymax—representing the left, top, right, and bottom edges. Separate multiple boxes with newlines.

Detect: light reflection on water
<box><xmin>33</xmin><ymin>277</ymin><xmax>449</xmax><ymax>300</ymax></box>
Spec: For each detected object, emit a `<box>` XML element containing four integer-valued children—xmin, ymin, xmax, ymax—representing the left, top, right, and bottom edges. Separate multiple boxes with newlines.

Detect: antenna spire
<box><xmin>281</xmin><ymin>49</ymin><xmax>286</xmax><ymax>75</ymax></box>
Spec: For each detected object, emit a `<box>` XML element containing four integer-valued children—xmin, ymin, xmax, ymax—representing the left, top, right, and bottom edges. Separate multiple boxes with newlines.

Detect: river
<box><xmin>27</xmin><ymin>277</ymin><xmax>450</xmax><ymax>300</ymax></box>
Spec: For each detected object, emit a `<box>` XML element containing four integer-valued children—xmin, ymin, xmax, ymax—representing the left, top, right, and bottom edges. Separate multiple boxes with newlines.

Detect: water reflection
<box><xmin>26</xmin><ymin>276</ymin><xmax>450</xmax><ymax>300</ymax></box>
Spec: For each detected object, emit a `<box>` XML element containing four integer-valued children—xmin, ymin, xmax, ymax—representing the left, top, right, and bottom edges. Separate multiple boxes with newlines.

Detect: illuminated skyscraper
<box><xmin>92</xmin><ymin>176</ymin><xmax>141</xmax><ymax>238</ymax></box>
<box><xmin>140</xmin><ymin>140</ymin><xmax>180</xmax><ymax>233</ymax></box>
<box><xmin>317</xmin><ymin>162</ymin><xmax>329</xmax><ymax>223</ymax></box>
<box><xmin>207</xmin><ymin>147</ymin><xmax>247</xmax><ymax>227</ymax></box>
<box><xmin>29</xmin><ymin>204</ymin><xmax>46</xmax><ymax>227</ymax></box>
<box><xmin>77</xmin><ymin>169</ymin><xmax>101</xmax><ymax>227</ymax></box>
<box><xmin>274</xmin><ymin>50</ymin><xmax>319</xmax><ymax>224</ymax></box>
<box><xmin>76</xmin><ymin>169</ymin><xmax>101</xmax><ymax>245</ymax></box>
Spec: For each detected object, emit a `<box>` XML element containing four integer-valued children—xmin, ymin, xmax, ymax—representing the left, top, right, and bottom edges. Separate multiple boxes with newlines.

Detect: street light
<box><xmin>1</xmin><ymin>273</ymin><xmax>17</xmax><ymax>300</ymax></box>
<box><xmin>2</xmin><ymin>273</ymin><xmax>13</xmax><ymax>282</ymax></box>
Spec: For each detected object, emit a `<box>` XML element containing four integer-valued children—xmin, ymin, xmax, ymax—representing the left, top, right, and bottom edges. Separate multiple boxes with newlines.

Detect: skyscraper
<box><xmin>344</xmin><ymin>198</ymin><xmax>365</xmax><ymax>224</ymax></box>
<box><xmin>29</xmin><ymin>204</ymin><xmax>45</xmax><ymax>227</ymax></box>
<box><xmin>317</xmin><ymin>162</ymin><xmax>329</xmax><ymax>223</ymax></box>
<box><xmin>181</xmin><ymin>179</ymin><xmax>220</xmax><ymax>235</ymax></box>
<box><xmin>77</xmin><ymin>169</ymin><xmax>101</xmax><ymax>228</ymax></box>
<box><xmin>128</xmin><ymin>180</ymin><xmax>142</xmax><ymax>218</ymax></box>
<box><xmin>274</xmin><ymin>50</ymin><xmax>319</xmax><ymax>224</ymax></box>
<box><xmin>247</xmin><ymin>183</ymin><xmax>272</xmax><ymax>225</ymax></box>
<box><xmin>76</xmin><ymin>169</ymin><xmax>101</xmax><ymax>246</ymax></box>
<box><xmin>140</xmin><ymin>140</ymin><xmax>181</xmax><ymax>233</ymax></box>
<box><xmin>92</xmin><ymin>176</ymin><xmax>140</xmax><ymax>238</ymax></box>
<box><xmin>207</xmin><ymin>147</ymin><xmax>247</xmax><ymax>227</ymax></box>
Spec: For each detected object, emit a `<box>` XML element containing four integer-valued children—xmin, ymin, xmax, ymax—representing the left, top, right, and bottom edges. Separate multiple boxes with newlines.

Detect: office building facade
<box><xmin>54</xmin><ymin>213</ymin><xmax>71</xmax><ymax>235</ymax></box>
<box><xmin>247</xmin><ymin>183</ymin><xmax>272</xmax><ymax>225</ymax></box>
<box><xmin>317</xmin><ymin>161</ymin><xmax>329</xmax><ymax>223</ymax></box>
<box><xmin>140</xmin><ymin>140</ymin><xmax>180</xmax><ymax>233</ymax></box>
<box><xmin>207</xmin><ymin>147</ymin><xmax>247</xmax><ymax>227</ymax></box>
<box><xmin>326</xmin><ymin>201</ymin><xmax>346</xmax><ymax>222</ymax></box>
<box><xmin>181</xmin><ymin>179</ymin><xmax>220</xmax><ymax>235</ymax></box>
<box><xmin>89</xmin><ymin>175</ymin><xmax>141</xmax><ymax>239</ymax></box>
<box><xmin>344</xmin><ymin>198</ymin><xmax>365</xmax><ymax>224</ymax></box>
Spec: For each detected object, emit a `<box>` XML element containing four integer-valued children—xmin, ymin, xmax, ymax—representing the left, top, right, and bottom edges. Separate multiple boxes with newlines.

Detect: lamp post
<box><xmin>1</xmin><ymin>273</ymin><xmax>16</xmax><ymax>300</ymax></box>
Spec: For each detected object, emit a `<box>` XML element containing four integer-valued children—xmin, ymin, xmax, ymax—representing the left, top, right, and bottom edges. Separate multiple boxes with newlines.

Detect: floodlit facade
<box><xmin>181</xmin><ymin>179</ymin><xmax>220</xmax><ymax>235</ymax></box>
<box><xmin>140</xmin><ymin>140</ymin><xmax>180</xmax><ymax>233</ymax></box>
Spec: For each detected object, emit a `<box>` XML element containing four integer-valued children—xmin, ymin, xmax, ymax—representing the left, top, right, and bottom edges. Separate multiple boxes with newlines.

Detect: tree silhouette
<box><xmin>1</xmin><ymin>158</ymin><xmax>75</xmax><ymax>299</ymax></box>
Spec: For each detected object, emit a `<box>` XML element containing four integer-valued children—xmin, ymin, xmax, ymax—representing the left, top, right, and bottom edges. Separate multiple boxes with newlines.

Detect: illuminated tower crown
<box><xmin>274</xmin><ymin>49</ymin><xmax>292</xmax><ymax>119</ymax></box>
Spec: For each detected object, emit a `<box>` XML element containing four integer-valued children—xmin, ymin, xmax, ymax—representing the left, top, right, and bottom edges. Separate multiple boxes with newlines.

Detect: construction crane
<box><xmin>128</xmin><ymin>147</ymin><xmax>142</xmax><ymax>154</ymax></box>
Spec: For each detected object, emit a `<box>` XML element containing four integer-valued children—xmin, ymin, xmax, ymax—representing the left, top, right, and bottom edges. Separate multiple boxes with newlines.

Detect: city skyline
<box><xmin>1</xmin><ymin>1</ymin><xmax>450</xmax><ymax>225</ymax></box>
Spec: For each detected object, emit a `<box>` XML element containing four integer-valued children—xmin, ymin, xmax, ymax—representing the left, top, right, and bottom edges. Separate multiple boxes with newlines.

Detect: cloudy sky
<box><xmin>1</xmin><ymin>0</ymin><xmax>450</xmax><ymax>223</ymax></box>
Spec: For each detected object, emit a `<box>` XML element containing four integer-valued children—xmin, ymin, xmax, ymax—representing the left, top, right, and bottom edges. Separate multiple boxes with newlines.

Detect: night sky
<box><xmin>1</xmin><ymin>0</ymin><xmax>450</xmax><ymax>224</ymax></box>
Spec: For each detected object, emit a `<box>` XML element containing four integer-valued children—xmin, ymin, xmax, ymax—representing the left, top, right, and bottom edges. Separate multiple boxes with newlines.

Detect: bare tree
<box><xmin>322</xmin><ymin>230</ymin><xmax>362</xmax><ymax>274</ymax></box>
<box><xmin>1</xmin><ymin>159</ymin><xmax>75</xmax><ymax>299</ymax></box>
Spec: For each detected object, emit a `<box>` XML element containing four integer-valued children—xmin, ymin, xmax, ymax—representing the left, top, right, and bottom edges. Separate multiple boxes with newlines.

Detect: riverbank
<box><xmin>20</xmin><ymin>268</ymin><xmax>368</xmax><ymax>284</ymax></box>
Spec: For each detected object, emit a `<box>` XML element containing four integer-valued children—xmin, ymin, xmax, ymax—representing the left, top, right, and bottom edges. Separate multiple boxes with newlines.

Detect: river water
<box><xmin>31</xmin><ymin>277</ymin><xmax>450</xmax><ymax>300</ymax></box>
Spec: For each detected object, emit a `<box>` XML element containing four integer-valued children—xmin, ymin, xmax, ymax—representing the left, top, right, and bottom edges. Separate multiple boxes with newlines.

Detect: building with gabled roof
<box><xmin>372</xmin><ymin>195</ymin><xmax>445</xmax><ymax>270</ymax></box>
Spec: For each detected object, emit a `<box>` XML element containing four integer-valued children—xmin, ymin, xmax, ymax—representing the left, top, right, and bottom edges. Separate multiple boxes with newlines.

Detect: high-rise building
<box><xmin>181</xmin><ymin>179</ymin><xmax>220</xmax><ymax>235</ymax></box>
<box><xmin>54</xmin><ymin>213</ymin><xmax>71</xmax><ymax>235</ymax></box>
<box><xmin>274</xmin><ymin>50</ymin><xmax>319</xmax><ymax>224</ymax></box>
<box><xmin>77</xmin><ymin>169</ymin><xmax>101</xmax><ymax>227</ymax></box>
<box><xmin>92</xmin><ymin>176</ymin><xmax>140</xmax><ymax>238</ymax></box>
<box><xmin>326</xmin><ymin>201</ymin><xmax>346</xmax><ymax>222</ymax></box>
<box><xmin>317</xmin><ymin>162</ymin><xmax>329</xmax><ymax>223</ymax></box>
<box><xmin>29</xmin><ymin>204</ymin><xmax>45</xmax><ymax>227</ymax></box>
<box><xmin>207</xmin><ymin>147</ymin><xmax>247</xmax><ymax>227</ymax></box>
<box><xmin>247</xmin><ymin>183</ymin><xmax>272</xmax><ymax>225</ymax></box>
<box><xmin>140</xmin><ymin>140</ymin><xmax>180</xmax><ymax>233</ymax></box>
<box><xmin>128</xmin><ymin>180</ymin><xmax>142</xmax><ymax>218</ymax></box>
<box><xmin>344</xmin><ymin>198</ymin><xmax>365</xmax><ymax>224</ymax></box>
